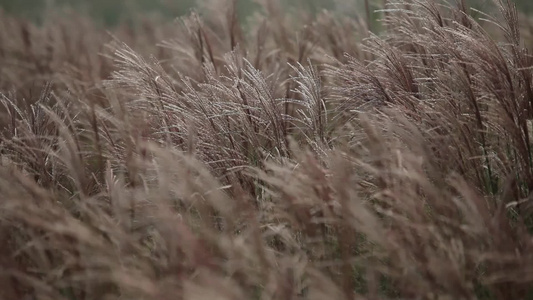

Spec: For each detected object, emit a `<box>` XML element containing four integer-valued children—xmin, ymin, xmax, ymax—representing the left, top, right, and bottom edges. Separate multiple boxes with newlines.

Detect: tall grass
<box><xmin>1</xmin><ymin>0</ymin><xmax>533</xmax><ymax>299</ymax></box>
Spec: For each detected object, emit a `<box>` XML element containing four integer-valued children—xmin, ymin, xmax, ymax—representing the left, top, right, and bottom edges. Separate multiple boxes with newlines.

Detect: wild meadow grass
<box><xmin>1</xmin><ymin>0</ymin><xmax>533</xmax><ymax>299</ymax></box>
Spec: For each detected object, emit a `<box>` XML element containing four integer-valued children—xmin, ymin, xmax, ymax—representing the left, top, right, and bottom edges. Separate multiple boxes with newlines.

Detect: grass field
<box><xmin>2</xmin><ymin>0</ymin><xmax>533</xmax><ymax>299</ymax></box>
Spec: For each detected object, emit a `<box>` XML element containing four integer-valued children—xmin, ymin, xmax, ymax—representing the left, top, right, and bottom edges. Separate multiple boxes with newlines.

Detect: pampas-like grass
<box><xmin>1</xmin><ymin>0</ymin><xmax>533</xmax><ymax>299</ymax></box>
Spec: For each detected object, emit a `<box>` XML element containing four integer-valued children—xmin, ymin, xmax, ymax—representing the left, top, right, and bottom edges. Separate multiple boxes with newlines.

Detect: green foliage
<box><xmin>1</xmin><ymin>0</ymin><xmax>531</xmax><ymax>26</ymax></box>
<box><xmin>0</xmin><ymin>0</ymin><xmax>331</xmax><ymax>25</ymax></box>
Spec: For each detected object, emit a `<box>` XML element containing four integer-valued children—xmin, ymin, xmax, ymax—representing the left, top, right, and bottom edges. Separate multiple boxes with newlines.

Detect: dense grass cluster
<box><xmin>2</xmin><ymin>0</ymin><xmax>533</xmax><ymax>299</ymax></box>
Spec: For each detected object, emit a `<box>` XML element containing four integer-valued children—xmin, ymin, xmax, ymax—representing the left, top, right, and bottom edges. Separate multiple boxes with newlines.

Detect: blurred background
<box><xmin>0</xmin><ymin>0</ymin><xmax>531</xmax><ymax>26</ymax></box>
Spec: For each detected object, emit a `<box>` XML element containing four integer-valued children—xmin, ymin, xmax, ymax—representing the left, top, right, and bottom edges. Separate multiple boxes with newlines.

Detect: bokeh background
<box><xmin>0</xmin><ymin>0</ymin><xmax>531</xmax><ymax>26</ymax></box>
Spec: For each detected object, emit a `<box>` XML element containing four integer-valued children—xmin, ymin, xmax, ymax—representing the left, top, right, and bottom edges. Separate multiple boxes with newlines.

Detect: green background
<box><xmin>0</xmin><ymin>0</ymin><xmax>531</xmax><ymax>26</ymax></box>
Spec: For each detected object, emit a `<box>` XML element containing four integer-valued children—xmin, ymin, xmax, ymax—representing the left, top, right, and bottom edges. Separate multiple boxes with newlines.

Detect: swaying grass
<box><xmin>1</xmin><ymin>0</ymin><xmax>533</xmax><ymax>299</ymax></box>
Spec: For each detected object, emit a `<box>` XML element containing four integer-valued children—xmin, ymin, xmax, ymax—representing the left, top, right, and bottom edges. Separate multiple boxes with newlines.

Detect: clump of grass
<box><xmin>1</xmin><ymin>0</ymin><xmax>533</xmax><ymax>299</ymax></box>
